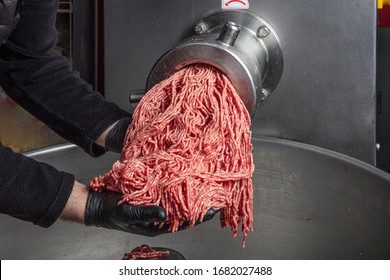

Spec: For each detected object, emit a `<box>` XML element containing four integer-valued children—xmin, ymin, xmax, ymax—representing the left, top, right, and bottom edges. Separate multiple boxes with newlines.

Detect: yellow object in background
<box><xmin>0</xmin><ymin>89</ymin><xmax>65</xmax><ymax>153</ymax></box>
<box><xmin>378</xmin><ymin>0</ymin><xmax>390</xmax><ymax>9</ymax></box>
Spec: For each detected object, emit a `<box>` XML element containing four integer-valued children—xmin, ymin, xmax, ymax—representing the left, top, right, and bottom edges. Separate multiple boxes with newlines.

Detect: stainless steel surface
<box><xmin>1</xmin><ymin>138</ymin><xmax>389</xmax><ymax>259</ymax></box>
<box><xmin>377</xmin><ymin>28</ymin><xmax>390</xmax><ymax>173</ymax></box>
<box><xmin>146</xmin><ymin>10</ymin><xmax>283</xmax><ymax>116</ymax></box>
<box><xmin>104</xmin><ymin>0</ymin><xmax>377</xmax><ymax>164</ymax></box>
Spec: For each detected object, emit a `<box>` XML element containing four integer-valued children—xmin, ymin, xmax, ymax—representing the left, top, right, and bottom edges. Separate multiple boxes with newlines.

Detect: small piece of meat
<box><xmin>123</xmin><ymin>244</ymin><xmax>170</xmax><ymax>260</ymax></box>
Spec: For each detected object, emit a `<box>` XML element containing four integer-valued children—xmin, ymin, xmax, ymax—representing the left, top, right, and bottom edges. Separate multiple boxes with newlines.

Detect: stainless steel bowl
<box><xmin>1</xmin><ymin>137</ymin><xmax>389</xmax><ymax>259</ymax></box>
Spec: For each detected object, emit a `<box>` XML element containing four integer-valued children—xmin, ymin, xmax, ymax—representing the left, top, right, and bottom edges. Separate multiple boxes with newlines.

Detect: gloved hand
<box><xmin>105</xmin><ymin>117</ymin><xmax>132</xmax><ymax>153</ymax></box>
<box><xmin>85</xmin><ymin>189</ymin><xmax>216</xmax><ymax>237</ymax></box>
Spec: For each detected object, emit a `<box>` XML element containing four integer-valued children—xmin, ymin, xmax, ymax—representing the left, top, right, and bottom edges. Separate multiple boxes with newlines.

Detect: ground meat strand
<box><xmin>123</xmin><ymin>244</ymin><xmax>170</xmax><ymax>260</ymax></box>
<box><xmin>90</xmin><ymin>64</ymin><xmax>254</xmax><ymax>246</ymax></box>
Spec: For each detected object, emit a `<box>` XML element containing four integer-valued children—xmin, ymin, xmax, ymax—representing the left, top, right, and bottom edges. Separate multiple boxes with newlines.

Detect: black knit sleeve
<box><xmin>0</xmin><ymin>0</ymin><xmax>130</xmax><ymax>227</ymax></box>
<box><xmin>0</xmin><ymin>142</ymin><xmax>75</xmax><ymax>227</ymax></box>
<box><xmin>0</xmin><ymin>0</ymin><xmax>131</xmax><ymax>157</ymax></box>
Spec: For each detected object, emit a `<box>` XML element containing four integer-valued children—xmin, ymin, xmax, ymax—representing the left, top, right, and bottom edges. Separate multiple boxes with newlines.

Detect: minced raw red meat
<box><xmin>89</xmin><ymin>64</ymin><xmax>254</xmax><ymax>246</ymax></box>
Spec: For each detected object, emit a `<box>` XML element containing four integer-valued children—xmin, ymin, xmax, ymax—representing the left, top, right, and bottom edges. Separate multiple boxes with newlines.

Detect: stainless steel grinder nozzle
<box><xmin>145</xmin><ymin>10</ymin><xmax>283</xmax><ymax>117</ymax></box>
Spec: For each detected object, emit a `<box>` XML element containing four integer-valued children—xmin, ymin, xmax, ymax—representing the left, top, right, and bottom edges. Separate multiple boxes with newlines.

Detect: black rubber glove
<box><xmin>105</xmin><ymin>117</ymin><xmax>132</xmax><ymax>153</ymax></box>
<box><xmin>85</xmin><ymin>190</ymin><xmax>216</xmax><ymax>237</ymax></box>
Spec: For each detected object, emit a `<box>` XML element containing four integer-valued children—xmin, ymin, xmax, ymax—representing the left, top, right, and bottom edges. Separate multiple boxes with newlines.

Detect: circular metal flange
<box><xmin>197</xmin><ymin>10</ymin><xmax>283</xmax><ymax>96</ymax></box>
<box><xmin>147</xmin><ymin>10</ymin><xmax>283</xmax><ymax>117</ymax></box>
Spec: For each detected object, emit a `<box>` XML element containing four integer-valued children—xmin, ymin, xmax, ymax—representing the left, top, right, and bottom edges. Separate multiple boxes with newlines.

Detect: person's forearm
<box><xmin>0</xmin><ymin>143</ymin><xmax>75</xmax><ymax>227</ymax></box>
<box><xmin>60</xmin><ymin>181</ymin><xmax>89</xmax><ymax>223</ymax></box>
<box><xmin>95</xmin><ymin>121</ymin><xmax>118</xmax><ymax>148</ymax></box>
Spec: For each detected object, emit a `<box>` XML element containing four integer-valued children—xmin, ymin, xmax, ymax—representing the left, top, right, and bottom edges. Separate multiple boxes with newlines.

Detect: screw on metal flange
<box><xmin>260</xmin><ymin>88</ymin><xmax>269</xmax><ymax>101</ymax></box>
<box><xmin>257</xmin><ymin>26</ymin><xmax>270</xmax><ymax>38</ymax></box>
<box><xmin>194</xmin><ymin>22</ymin><xmax>208</xmax><ymax>35</ymax></box>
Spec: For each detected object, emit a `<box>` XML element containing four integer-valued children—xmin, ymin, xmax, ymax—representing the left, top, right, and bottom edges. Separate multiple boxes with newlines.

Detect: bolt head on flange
<box><xmin>257</xmin><ymin>26</ymin><xmax>270</xmax><ymax>38</ymax></box>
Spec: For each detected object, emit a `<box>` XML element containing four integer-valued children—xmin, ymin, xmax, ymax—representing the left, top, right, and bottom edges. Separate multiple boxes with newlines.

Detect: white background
<box><xmin>2</xmin><ymin>260</ymin><xmax>390</xmax><ymax>280</ymax></box>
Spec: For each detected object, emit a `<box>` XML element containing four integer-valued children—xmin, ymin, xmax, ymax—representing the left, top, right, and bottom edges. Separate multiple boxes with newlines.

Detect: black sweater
<box><xmin>0</xmin><ymin>0</ymin><xmax>130</xmax><ymax>227</ymax></box>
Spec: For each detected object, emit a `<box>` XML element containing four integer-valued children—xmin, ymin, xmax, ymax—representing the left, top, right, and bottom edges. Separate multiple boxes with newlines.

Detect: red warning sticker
<box><xmin>222</xmin><ymin>0</ymin><xmax>249</xmax><ymax>10</ymax></box>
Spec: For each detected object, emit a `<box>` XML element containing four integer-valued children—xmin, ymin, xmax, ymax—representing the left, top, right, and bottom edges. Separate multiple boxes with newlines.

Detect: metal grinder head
<box><xmin>146</xmin><ymin>10</ymin><xmax>283</xmax><ymax>117</ymax></box>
